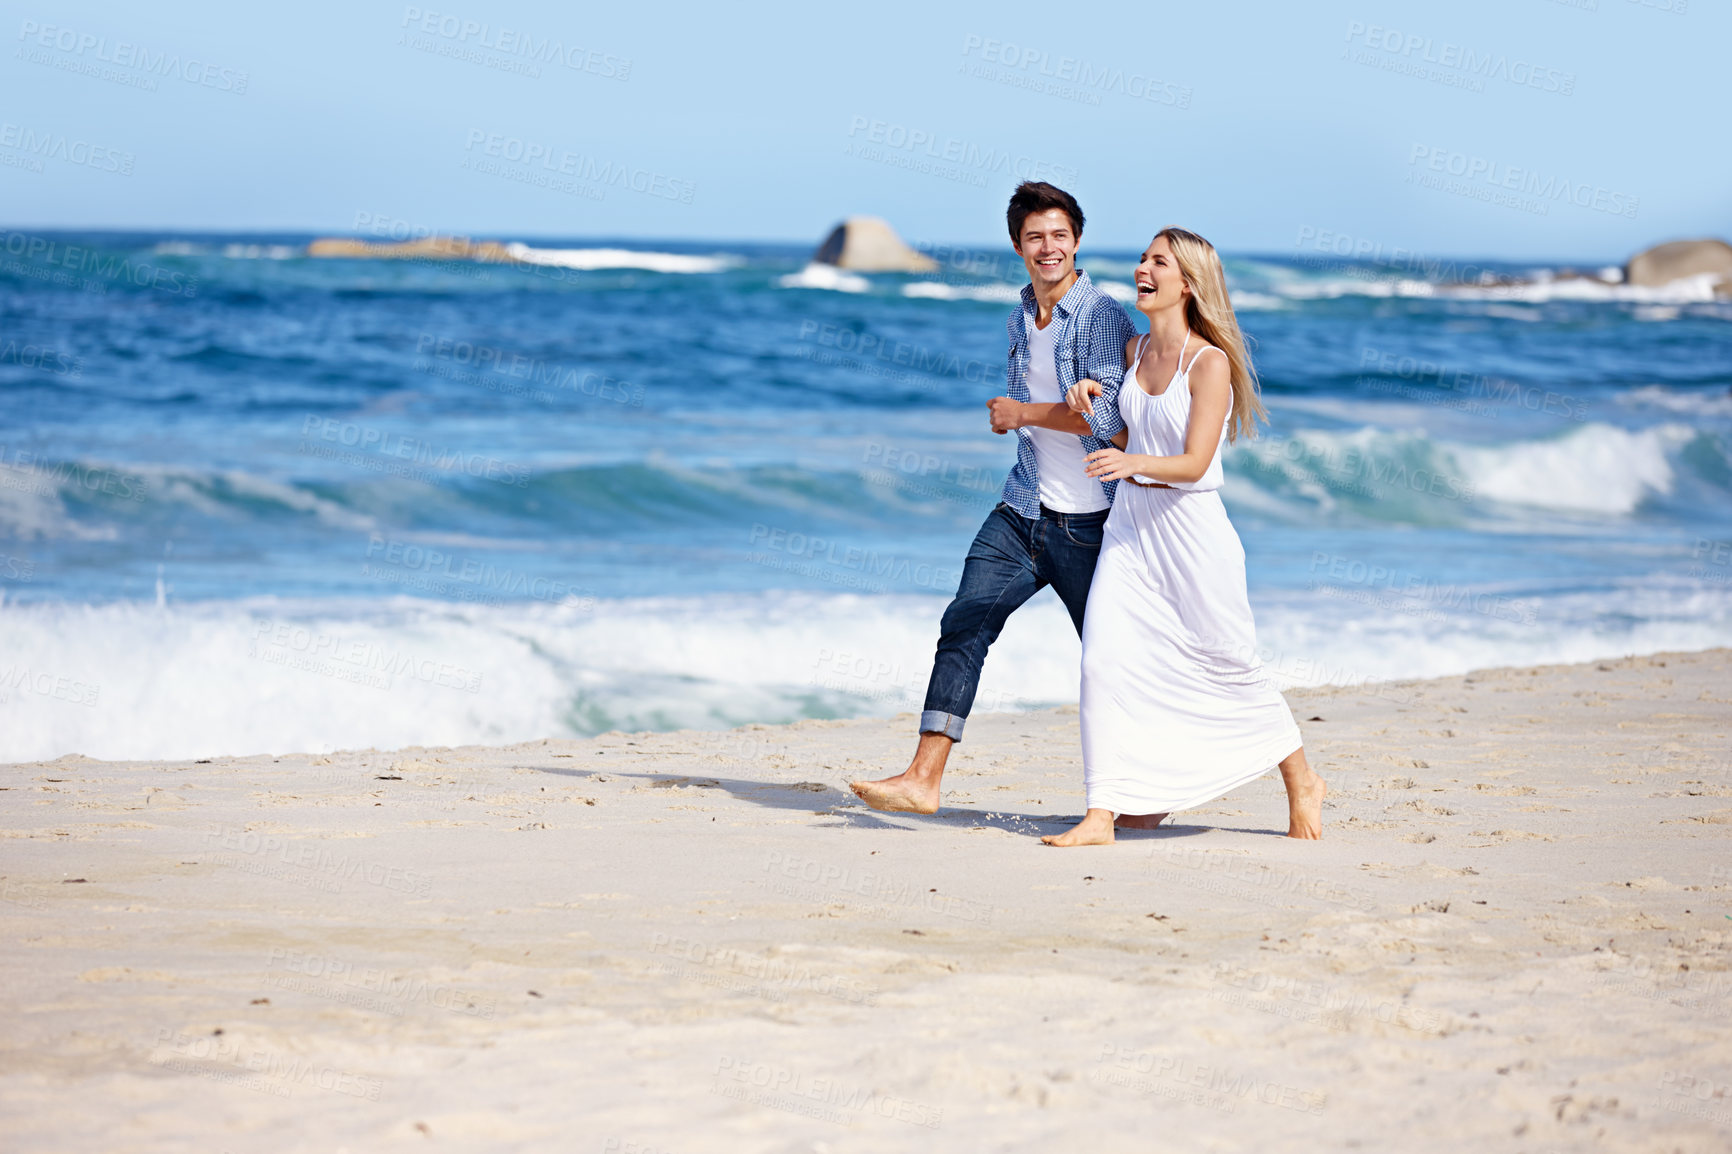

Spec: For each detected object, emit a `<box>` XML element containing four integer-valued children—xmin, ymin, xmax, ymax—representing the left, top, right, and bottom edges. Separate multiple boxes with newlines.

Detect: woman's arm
<box><xmin>1082</xmin><ymin>350</ymin><xmax>1230</xmax><ymax>484</ymax></box>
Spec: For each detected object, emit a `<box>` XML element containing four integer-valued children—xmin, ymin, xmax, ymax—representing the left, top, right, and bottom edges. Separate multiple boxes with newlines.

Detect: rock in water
<box><xmin>306</xmin><ymin>236</ymin><xmax>518</xmax><ymax>263</ymax></box>
<box><xmin>1624</xmin><ymin>238</ymin><xmax>1732</xmax><ymax>293</ymax></box>
<box><xmin>812</xmin><ymin>217</ymin><xmax>938</xmax><ymax>272</ymax></box>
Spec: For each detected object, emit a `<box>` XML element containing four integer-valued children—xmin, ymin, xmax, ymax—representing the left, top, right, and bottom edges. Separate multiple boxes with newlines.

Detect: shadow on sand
<box><xmin>527</xmin><ymin>763</ymin><xmax>1287</xmax><ymax>838</ymax></box>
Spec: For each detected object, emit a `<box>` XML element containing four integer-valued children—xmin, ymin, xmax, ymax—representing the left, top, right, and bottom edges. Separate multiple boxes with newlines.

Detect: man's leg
<box><xmin>851</xmin><ymin>505</ymin><xmax>1042</xmax><ymax>813</ymax></box>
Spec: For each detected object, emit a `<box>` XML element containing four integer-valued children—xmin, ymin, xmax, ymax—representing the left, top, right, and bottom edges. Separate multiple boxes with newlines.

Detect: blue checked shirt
<box><xmin>999</xmin><ymin>271</ymin><xmax>1139</xmax><ymax>519</ymax></box>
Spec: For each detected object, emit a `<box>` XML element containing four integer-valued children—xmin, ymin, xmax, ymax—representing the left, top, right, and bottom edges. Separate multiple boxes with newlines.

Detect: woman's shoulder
<box><xmin>1121</xmin><ymin>334</ymin><xmax>1142</xmax><ymax>367</ymax></box>
<box><xmin>1186</xmin><ymin>343</ymin><xmax>1231</xmax><ymax>390</ymax></box>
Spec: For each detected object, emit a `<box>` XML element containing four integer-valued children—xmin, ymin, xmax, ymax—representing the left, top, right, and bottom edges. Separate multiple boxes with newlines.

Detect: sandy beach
<box><xmin>3</xmin><ymin>648</ymin><xmax>1729</xmax><ymax>1152</ymax></box>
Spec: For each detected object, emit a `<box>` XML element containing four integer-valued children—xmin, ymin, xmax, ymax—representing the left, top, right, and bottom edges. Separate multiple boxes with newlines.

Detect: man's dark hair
<box><xmin>1007</xmin><ymin>181</ymin><xmax>1084</xmax><ymax>246</ymax></box>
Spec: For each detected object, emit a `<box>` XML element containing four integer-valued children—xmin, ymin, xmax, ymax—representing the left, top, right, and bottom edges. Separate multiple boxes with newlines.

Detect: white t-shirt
<box><xmin>1024</xmin><ymin>317</ymin><xmax>1109</xmax><ymax>513</ymax></box>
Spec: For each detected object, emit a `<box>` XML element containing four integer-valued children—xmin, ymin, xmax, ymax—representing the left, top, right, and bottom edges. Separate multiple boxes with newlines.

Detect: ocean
<box><xmin>2</xmin><ymin>230</ymin><xmax>1728</xmax><ymax>761</ymax></box>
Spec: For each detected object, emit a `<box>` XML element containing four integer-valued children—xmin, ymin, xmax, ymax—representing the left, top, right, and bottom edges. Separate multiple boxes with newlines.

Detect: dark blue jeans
<box><xmin>920</xmin><ymin>502</ymin><xmax>1107</xmax><ymax>741</ymax></box>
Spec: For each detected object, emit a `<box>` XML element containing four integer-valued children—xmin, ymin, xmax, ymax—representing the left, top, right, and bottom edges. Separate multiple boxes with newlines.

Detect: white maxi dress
<box><xmin>1080</xmin><ymin>335</ymin><xmax>1302</xmax><ymax>815</ymax></box>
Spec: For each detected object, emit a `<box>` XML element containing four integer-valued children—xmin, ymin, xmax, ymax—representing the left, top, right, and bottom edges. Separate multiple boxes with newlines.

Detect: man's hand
<box><xmin>1066</xmin><ymin>378</ymin><xmax>1104</xmax><ymax>416</ymax></box>
<box><xmin>987</xmin><ymin>396</ymin><xmax>1025</xmax><ymax>435</ymax></box>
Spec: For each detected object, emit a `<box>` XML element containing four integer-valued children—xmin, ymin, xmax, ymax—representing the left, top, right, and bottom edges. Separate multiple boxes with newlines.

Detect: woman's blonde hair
<box><xmin>1155</xmin><ymin>226</ymin><xmax>1265</xmax><ymax>442</ymax></box>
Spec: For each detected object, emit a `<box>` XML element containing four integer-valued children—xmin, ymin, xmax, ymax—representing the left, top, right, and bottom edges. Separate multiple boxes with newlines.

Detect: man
<box><xmin>851</xmin><ymin>181</ymin><xmax>1137</xmax><ymax>814</ymax></box>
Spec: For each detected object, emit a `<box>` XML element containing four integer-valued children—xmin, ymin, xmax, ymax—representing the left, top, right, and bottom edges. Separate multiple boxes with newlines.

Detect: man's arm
<box><xmin>987</xmin><ymin>397</ymin><xmax>1090</xmax><ymax>435</ymax></box>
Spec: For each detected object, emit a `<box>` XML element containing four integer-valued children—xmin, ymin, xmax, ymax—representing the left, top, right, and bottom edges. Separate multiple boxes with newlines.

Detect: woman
<box><xmin>1041</xmin><ymin>228</ymin><xmax>1326</xmax><ymax>846</ymax></box>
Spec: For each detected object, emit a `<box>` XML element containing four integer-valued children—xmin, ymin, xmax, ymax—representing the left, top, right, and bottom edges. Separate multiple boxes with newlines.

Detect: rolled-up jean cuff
<box><xmin>919</xmin><ymin>710</ymin><xmax>966</xmax><ymax>742</ymax></box>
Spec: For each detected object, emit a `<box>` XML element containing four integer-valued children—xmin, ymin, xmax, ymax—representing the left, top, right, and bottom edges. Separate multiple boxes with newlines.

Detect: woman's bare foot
<box><xmin>849</xmin><ymin>774</ymin><xmax>939</xmax><ymax>814</ymax></box>
<box><xmin>1114</xmin><ymin>812</ymin><xmax>1169</xmax><ymax>829</ymax></box>
<box><xmin>1278</xmin><ymin>747</ymin><xmax>1326</xmax><ymax>840</ymax></box>
<box><xmin>1041</xmin><ymin>808</ymin><xmax>1116</xmax><ymax>846</ymax></box>
<box><xmin>850</xmin><ymin>733</ymin><xmax>950</xmax><ymax>814</ymax></box>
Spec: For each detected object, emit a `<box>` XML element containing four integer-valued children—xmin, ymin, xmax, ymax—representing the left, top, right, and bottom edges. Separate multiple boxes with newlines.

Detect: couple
<box><xmin>850</xmin><ymin>181</ymin><xmax>1326</xmax><ymax>845</ymax></box>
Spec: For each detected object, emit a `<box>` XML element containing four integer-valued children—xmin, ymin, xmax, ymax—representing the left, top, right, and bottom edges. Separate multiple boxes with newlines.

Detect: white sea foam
<box><xmin>1452</xmin><ymin>423</ymin><xmax>1693</xmax><ymax>515</ymax></box>
<box><xmin>901</xmin><ymin>281</ymin><xmax>1022</xmax><ymax>304</ymax></box>
<box><xmin>1239</xmin><ymin>268</ymin><xmax>1725</xmax><ymax>309</ymax></box>
<box><xmin>777</xmin><ymin>263</ymin><xmax>870</xmax><ymax>293</ymax></box>
<box><xmin>221</xmin><ymin>244</ymin><xmax>301</xmax><ymax>260</ymax></box>
<box><xmin>1439</xmin><ymin>272</ymin><xmax>1725</xmax><ymax>305</ymax></box>
<box><xmin>5</xmin><ymin>579</ymin><xmax>1729</xmax><ymax>763</ymax></box>
<box><xmin>1229</xmin><ymin>291</ymin><xmax>1286</xmax><ymax>311</ymax></box>
<box><xmin>503</xmin><ymin>244</ymin><xmax>736</xmax><ymax>274</ymax></box>
<box><xmin>1616</xmin><ymin>385</ymin><xmax>1732</xmax><ymax>417</ymax></box>
<box><xmin>1230</xmin><ymin>421</ymin><xmax>1708</xmax><ymax>519</ymax></box>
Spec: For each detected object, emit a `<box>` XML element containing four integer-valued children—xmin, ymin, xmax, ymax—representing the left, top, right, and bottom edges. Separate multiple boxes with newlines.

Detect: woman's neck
<box><xmin>1143</xmin><ymin>304</ymin><xmax>1191</xmax><ymax>358</ymax></box>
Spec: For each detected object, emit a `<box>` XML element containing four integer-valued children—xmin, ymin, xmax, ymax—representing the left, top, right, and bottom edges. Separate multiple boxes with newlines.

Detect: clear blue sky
<box><xmin>2</xmin><ymin>0</ymin><xmax>1725</xmax><ymax>261</ymax></box>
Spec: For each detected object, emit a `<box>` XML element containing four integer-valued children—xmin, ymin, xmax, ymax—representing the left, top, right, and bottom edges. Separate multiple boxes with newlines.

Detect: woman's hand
<box><xmin>1066</xmin><ymin>377</ymin><xmax>1103</xmax><ymax>416</ymax></box>
<box><xmin>1083</xmin><ymin>446</ymin><xmax>1150</xmax><ymax>482</ymax></box>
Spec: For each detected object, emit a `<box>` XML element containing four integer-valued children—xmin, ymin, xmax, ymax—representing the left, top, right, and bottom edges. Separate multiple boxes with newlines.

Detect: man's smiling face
<box><xmin>1014</xmin><ymin>208</ymin><xmax>1078</xmax><ymax>294</ymax></box>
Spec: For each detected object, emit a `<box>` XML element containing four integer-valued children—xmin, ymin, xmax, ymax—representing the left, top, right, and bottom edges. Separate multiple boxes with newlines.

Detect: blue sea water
<box><xmin>2</xmin><ymin>230</ymin><xmax>1729</xmax><ymax>760</ymax></box>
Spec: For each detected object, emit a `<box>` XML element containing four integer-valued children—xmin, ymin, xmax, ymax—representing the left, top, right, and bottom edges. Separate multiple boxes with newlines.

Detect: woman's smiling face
<box><xmin>1134</xmin><ymin>235</ymin><xmax>1189</xmax><ymax>316</ymax></box>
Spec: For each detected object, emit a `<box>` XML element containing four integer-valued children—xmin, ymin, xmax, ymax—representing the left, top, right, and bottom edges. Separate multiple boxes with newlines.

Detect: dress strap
<box><xmin>1182</xmin><ymin>342</ymin><xmax>1219</xmax><ymax>375</ymax></box>
<box><xmin>1175</xmin><ymin>330</ymin><xmax>1190</xmax><ymax>371</ymax></box>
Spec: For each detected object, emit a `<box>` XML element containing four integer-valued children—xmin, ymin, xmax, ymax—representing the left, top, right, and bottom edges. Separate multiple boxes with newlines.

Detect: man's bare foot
<box><xmin>1042</xmin><ymin>808</ymin><xmax>1116</xmax><ymax>846</ymax></box>
<box><xmin>1279</xmin><ymin>747</ymin><xmax>1326</xmax><ymax>840</ymax></box>
<box><xmin>850</xmin><ymin>731</ymin><xmax>952</xmax><ymax>815</ymax></box>
<box><xmin>849</xmin><ymin>774</ymin><xmax>939</xmax><ymax>814</ymax></box>
<box><xmin>1114</xmin><ymin>812</ymin><xmax>1169</xmax><ymax>830</ymax></box>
